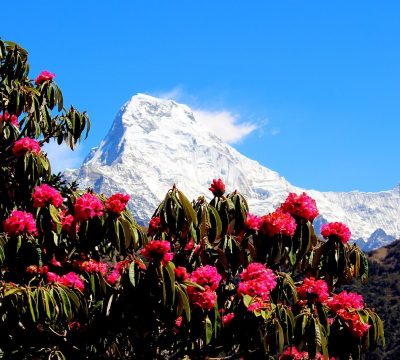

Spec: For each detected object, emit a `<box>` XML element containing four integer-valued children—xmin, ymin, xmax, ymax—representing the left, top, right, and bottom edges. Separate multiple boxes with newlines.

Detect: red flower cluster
<box><xmin>35</xmin><ymin>70</ymin><xmax>56</xmax><ymax>85</ymax></box>
<box><xmin>74</xmin><ymin>193</ymin><xmax>104</xmax><ymax>221</ymax></box>
<box><xmin>187</xmin><ymin>288</ymin><xmax>217</xmax><ymax>311</ymax></box>
<box><xmin>148</xmin><ymin>216</ymin><xmax>162</xmax><ymax>234</ymax></box>
<box><xmin>26</xmin><ymin>265</ymin><xmax>49</xmax><ymax>275</ymax></box>
<box><xmin>259</xmin><ymin>210</ymin><xmax>297</xmax><ymax>237</ymax></box>
<box><xmin>59</xmin><ymin>210</ymin><xmax>79</xmax><ymax>234</ymax></box>
<box><xmin>0</xmin><ymin>112</ymin><xmax>18</xmax><ymax>127</ymax></box>
<box><xmin>222</xmin><ymin>312</ymin><xmax>235</xmax><ymax>326</ymax></box>
<box><xmin>105</xmin><ymin>193</ymin><xmax>130</xmax><ymax>215</ymax></box>
<box><xmin>78</xmin><ymin>259</ymin><xmax>108</xmax><ymax>276</ymax></box>
<box><xmin>174</xmin><ymin>266</ymin><xmax>189</xmax><ymax>282</ymax></box>
<box><xmin>175</xmin><ymin>316</ymin><xmax>183</xmax><ymax>328</ymax></box>
<box><xmin>280</xmin><ymin>192</ymin><xmax>319</xmax><ymax>222</ymax></box>
<box><xmin>184</xmin><ymin>239</ymin><xmax>195</xmax><ymax>251</ymax></box>
<box><xmin>279</xmin><ymin>346</ymin><xmax>326</xmax><ymax>360</ymax></box>
<box><xmin>190</xmin><ymin>265</ymin><xmax>222</xmax><ymax>290</ymax></box>
<box><xmin>321</xmin><ymin>222</ymin><xmax>351</xmax><ymax>244</ymax></box>
<box><xmin>32</xmin><ymin>184</ymin><xmax>63</xmax><ymax>208</ymax></box>
<box><xmin>336</xmin><ymin>309</ymin><xmax>371</xmax><ymax>337</ymax></box>
<box><xmin>141</xmin><ymin>240</ymin><xmax>173</xmax><ymax>264</ymax></box>
<box><xmin>68</xmin><ymin>321</ymin><xmax>81</xmax><ymax>331</ymax></box>
<box><xmin>12</xmin><ymin>138</ymin><xmax>41</xmax><ymax>157</ymax></box>
<box><xmin>3</xmin><ymin>210</ymin><xmax>38</xmax><ymax>236</ymax></box>
<box><xmin>327</xmin><ymin>291</ymin><xmax>364</xmax><ymax>312</ymax></box>
<box><xmin>209</xmin><ymin>178</ymin><xmax>225</xmax><ymax>197</ymax></box>
<box><xmin>106</xmin><ymin>260</ymin><xmax>129</xmax><ymax>285</ymax></box>
<box><xmin>238</xmin><ymin>263</ymin><xmax>277</xmax><ymax>311</ymax></box>
<box><xmin>187</xmin><ymin>265</ymin><xmax>222</xmax><ymax>311</ymax></box>
<box><xmin>245</xmin><ymin>213</ymin><xmax>262</xmax><ymax>231</ymax></box>
<box><xmin>297</xmin><ymin>277</ymin><xmax>329</xmax><ymax>303</ymax></box>
<box><xmin>47</xmin><ymin>271</ymin><xmax>85</xmax><ymax>292</ymax></box>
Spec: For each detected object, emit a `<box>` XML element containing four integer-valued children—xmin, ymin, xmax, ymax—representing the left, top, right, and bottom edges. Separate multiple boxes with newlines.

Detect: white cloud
<box><xmin>193</xmin><ymin>109</ymin><xmax>257</xmax><ymax>144</ymax></box>
<box><xmin>271</xmin><ymin>128</ymin><xmax>280</xmax><ymax>136</ymax></box>
<box><xmin>157</xmin><ymin>86</ymin><xmax>184</xmax><ymax>101</ymax></box>
<box><xmin>154</xmin><ymin>87</ymin><xmax>261</xmax><ymax>143</ymax></box>
<box><xmin>42</xmin><ymin>141</ymin><xmax>84</xmax><ymax>174</ymax></box>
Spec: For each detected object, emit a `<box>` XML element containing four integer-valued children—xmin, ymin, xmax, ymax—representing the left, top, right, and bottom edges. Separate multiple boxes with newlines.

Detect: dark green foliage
<box><xmin>351</xmin><ymin>240</ymin><xmax>400</xmax><ymax>360</ymax></box>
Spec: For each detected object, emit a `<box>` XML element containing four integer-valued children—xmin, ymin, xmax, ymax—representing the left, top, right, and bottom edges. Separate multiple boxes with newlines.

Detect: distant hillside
<box><xmin>351</xmin><ymin>239</ymin><xmax>400</xmax><ymax>359</ymax></box>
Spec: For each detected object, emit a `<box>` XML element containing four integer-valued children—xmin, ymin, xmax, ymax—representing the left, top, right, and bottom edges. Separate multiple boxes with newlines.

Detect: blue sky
<box><xmin>2</xmin><ymin>1</ymin><xmax>399</xmax><ymax>192</ymax></box>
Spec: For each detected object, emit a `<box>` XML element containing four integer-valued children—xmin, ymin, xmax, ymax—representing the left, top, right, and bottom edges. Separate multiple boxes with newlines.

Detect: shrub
<box><xmin>0</xmin><ymin>40</ymin><xmax>384</xmax><ymax>359</ymax></box>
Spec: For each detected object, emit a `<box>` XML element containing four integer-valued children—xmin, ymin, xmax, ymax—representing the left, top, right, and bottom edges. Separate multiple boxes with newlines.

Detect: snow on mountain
<box><xmin>64</xmin><ymin>94</ymin><xmax>400</xmax><ymax>250</ymax></box>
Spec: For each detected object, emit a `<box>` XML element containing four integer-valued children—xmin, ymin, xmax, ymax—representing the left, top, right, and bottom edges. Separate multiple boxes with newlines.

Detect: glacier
<box><xmin>64</xmin><ymin>94</ymin><xmax>400</xmax><ymax>250</ymax></box>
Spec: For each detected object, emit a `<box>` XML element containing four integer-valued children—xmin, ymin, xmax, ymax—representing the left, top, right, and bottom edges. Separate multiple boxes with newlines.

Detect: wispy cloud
<box><xmin>271</xmin><ymin>128</ymin><xmax>280</xmax><ymax>136</ymax></box>
<box><xmin>156</xmin><ymin>86</ymin><xmax>184</xmax><ymax>101</ymax></box>
<box><xmin>193</xmin><ymin>109</ymin><xmax>257</xmax><ymax>144</ymax></box>
<box><xmin>43</xmin><ymin>141</ymin><xmax>84</xmax><ymax>174</ymax></box>
<box><xmin>154</xmin><ymin>87</ymin><xmax>270</xmax><ymax>143</ymax></box>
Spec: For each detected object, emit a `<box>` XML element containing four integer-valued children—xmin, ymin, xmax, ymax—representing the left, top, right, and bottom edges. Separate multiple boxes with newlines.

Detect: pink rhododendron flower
<box><xmin>59</xmin><ymin>210</ymin><xmax>79</xmax><ymax>234</ymax></box>
<box><xmin>336</xmin><ymin>309</ymin><xmax>371</xmax><ymax>338</ymax></box>
<box><xmin>48</xmin><ymin>271</ymin><xmax>84</xmax><ymax>292</ymax></box>
<box><xmin>12</xmin><ymin>138</ymin><xmax>41</xmax><ymax>157</ymax></box>
<box><xmin>39</xmin><ymin>265</ymin><xmax>49</xmax><ymax>274</ymax></box>
<box><xmin>141</xmin><ymin>240</ymin><xmax>173</xmax><ymax>264</ymax></box>
<box><xmin>187</xmin><ymin>287</ymin><xmax>217</xmax><ymax>311</ymax></box>
<box><xmin>51</xmin><ymin>256</ymin><xmax>62</xmax><ymax>267</ymax></box>
<box><xmin>68</xmin><ymin>321</ymin><xmax>81</xmax><ymax>331</ymax></box>
<box><xmin>245</xmin><ymin>213</ymin><xmax>262</xmax><ymax>231</ymax></box>
<box><xmin>279</xmin><ymin>346</ymin><xmax>326</xmax><ymax>360</ymax></box>
<box><xmin>79</xmin><ymin>259</ymin><xmax>108</xmax><ymax>276</ymax></box>
<box><xmin>35</xmin><ymin>70</ymin><xmax>55</xmax><ymax>85</ymax></box>
<box><xmin>327</xmin><ymin>291</ymin><xmax>364</xmax><ymax>312</ymax></box>
<box><xmin>184</xmin><ymin>239</ymin><xmax>195</xmax><ymax>251</ymax></box>
<box><xmin>259</xmin><ymin>209</ymin><xmax>297</xmax><ymax>237</ymax></box>
<box><xmin>105</xmin><ymin>193</ymin><xmax>130</xmax><ymax>215</ymax></box>
<box><xmin>47</xmin><ymin>271</ymin><xmax>59</xmax><ymax>283</ymax></box>
<box><xmin>107</xmin><ymin>270</ymin><xmax>121</xmax><ymax>285</ymax></box>
<box><xmin>297</xmin><ymin>277</ymin><xmax>329</xmax><ymax>303</ymax></box>
<box><xmin>174</xmin><ymin>266</ymin><xmax>189</xmax><ymax>282</ymax></box>
<box><xmin>106</xmin><ymin>259</ymin><xmax>130</xmax><ymax>285</ymax></box>
<box><xmin>74</xmin><ymin>193</ymin><xmax>104</xmax><ymax>221</ymax></box>
<box><xmin>148</xmin><ymin>216</ymin><xmax>162</xmax><ymax>234</ymax></box>
<box><xmin>280</xmin><ymin>192</ymin><xmax>319</xmax><ymax>221</ymax></box>
<box><xmin>190</xmin><ymin>265</ymin><xmax>222</xmax><ymax>290</ymax></box>
<box><xmin>209</xmin><ymin>178</ymin><xmax>225</xmax><ymax>197</ymax></box>
<box><xmin>187</xmin><ymin>266</ymin><xmax>221</xmax><ymax>311</ymax></box>
<box><xmin>3</xmin><ymin>210</ymin><xmax>38</xmax><ymax>236</ymax></box>
<box><xmin>175</xmin><ymin>316</ymin><xmax>183</xmax><ymax>328</ymax></box>
<box><xmin>238</xmin><ymin>263</ymin><xmax>277</xmax><ymax>307</ymax></box>
<box><xmin>0</xmin><ymin>112</ymin><xmax>19</xmax><ymax>127</ymax></box>
<box><xmin>321</xmin><ymin>222</ymin><xmax>351</xmax><ymax>243</ymax></box>
<box><xmin>222</xmin><ymin>313</ymin><xmax>235</xmax><ymax>326</ymax></box>
<box><xmin>26</xmin><ymin>265</ymin><xmax>38</xmax><ymax>274</ymax></box>
<box><xmin>32</xmin><ymin>184</ymin><xmax>63</xmax><ymax>208</ymax></box>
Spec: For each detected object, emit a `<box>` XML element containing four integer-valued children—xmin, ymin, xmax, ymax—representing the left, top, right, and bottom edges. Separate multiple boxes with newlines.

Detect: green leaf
<box><xmin>58</xmin><ymin>286</ymin><xmax>72</xmax><ymax>321</ymax></box>
<box><xmin>243</xmin><ymin>294</ymin><xmax>253</xmax><ymax>307</ymax></box>
<box><xmin>176</xmin><ymin>285</ymin><xmax>191</xmax><ymax>322</ymax></box>
<box><xmin>177</xmin><ymin>189</ymin><xmax>198</xmax><ymax>226</ymax></box>
<box><xmin>165</xmin><ymin>261</ymin><xmax>176</xmax><ymax>304</ymax></box>
<box><xmin>42</xmin><ymin>289</ymin><xmax>52</xmax><ymax>319</ymax></box>
<box><xmin>205</xmin><ymin>316</ymin><xmax>213</xmax><ymax>344</ymax></box>
<box><xmin>128</xmin><ymin>261</ymin><xmax>136</xmax><ymax>287</ymax></box>
<box><xmin>27</xmin><ymin>288</ymin><xmax>37</xmax><ymax>322</ymax></box>
<box><xmin>49</xmin><ymin>204</ymin><xmax>60</xmax><ymax>224</ymax></box>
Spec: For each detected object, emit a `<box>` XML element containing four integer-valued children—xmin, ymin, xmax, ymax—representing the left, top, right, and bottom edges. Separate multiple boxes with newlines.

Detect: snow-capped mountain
<box><xmin>64</xmin><ymin>94</ymin><xmax>400</xmax><ymax>250</ymax></box>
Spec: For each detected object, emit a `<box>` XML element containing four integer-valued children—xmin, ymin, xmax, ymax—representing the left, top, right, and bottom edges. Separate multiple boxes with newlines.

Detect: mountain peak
<box><xmin>120</xmin><ymin>93</ymin><xmax>195</xmax><ymax>130</ymax></box>
<box><xmin>65</xmin><ymin>94</ymin><xmax>400</xmax><ymax>250</ymax></box>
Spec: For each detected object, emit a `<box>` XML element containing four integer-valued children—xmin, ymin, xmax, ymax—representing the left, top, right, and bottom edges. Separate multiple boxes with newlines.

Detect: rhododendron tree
<box><xmin>0</xmin><ymin>40</ymin><xmax>384</xmax><ymax>360</ymax></box>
